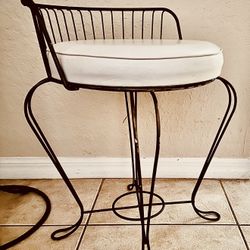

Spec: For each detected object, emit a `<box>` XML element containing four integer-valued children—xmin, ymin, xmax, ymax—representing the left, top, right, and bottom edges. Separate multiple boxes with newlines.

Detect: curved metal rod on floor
<box><xmin>145</xmin><ymin>92</ymin><xmax>161</xmax><ymax>248</ymax></box>
<box><xmin>191</xmin><ymin>77</ymin><xmax>237</xmax><ymax>221</ymax></box>
<box><xmin>24</xmin><ymin>78</ymin><xmax>84</xmax><ymax>240</ymax></box>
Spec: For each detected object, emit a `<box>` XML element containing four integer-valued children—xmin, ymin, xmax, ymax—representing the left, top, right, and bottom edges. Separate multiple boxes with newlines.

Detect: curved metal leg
<box><xmin>128</xmin><ymin>91</ymin><xmax>148</xmax><ymax>249</ymax></box>
<box><xmin>24</xmin><ymin>78</ymin><xmax>84</xmax><ymax>239</ymax></box>
<box><xmin>124</xmin><ymin>92</ymin><xmax>137</xmax><ymax>191</ymax></box>
<box><xmin>145</xmin><ymin>92</ymin><xmax>161</xmax><ymax>248</ymax></box>
<box><xmin>191</xmin><ymin>77</ymin><xmax>237</xmax><ymax>221</ymax></box>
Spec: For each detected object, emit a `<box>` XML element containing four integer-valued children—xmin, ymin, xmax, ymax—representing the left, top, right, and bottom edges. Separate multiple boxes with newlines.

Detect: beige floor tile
<box><xmin>79</xmin><ymin>225</ymin><xmax>245</xmax><ymax>250</ymax></box>
<box><xmin>0</xmin><ymin>179</ymin><xmax>101</xmax><ymax>225</ymax></box>
<box><xmin>222</xmin><ymin>180</ymin><xmax>250</xmax><ymax>224</ymax></box>
<box><xmin>89</xmin><ymin>179</ymin><xmax>235</xmax><ymax>224</ymax></box>
<box><xmin>241</xmin><ymin>226</ymin><xmax>250</xmax><ymax>247</ymax></box>
<box><xmin>0</xmin><ymin>226</ymin><xmax>82</xmax><ymax>250</ymax></box>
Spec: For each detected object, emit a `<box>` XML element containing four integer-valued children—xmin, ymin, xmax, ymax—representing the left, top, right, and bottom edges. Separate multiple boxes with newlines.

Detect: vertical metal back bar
<box><xmin>69</xmin><ymin>10</ymin><xmax>78</xmax><ymax>40</ymax></box>
<box><xmin>122</xmin><ymin>10</ymin><xmax>125</xmax><ymax>39</ymax></box>
<box><xmin>44</xmin><ymin>9</ymin><xmax>56</xmax><ymax>43</ymax></box>
<box><xmin>141</xmin><ymin>10</ymin><xmax>145</xmax><ymax>39</ymax></box>
<box><xmin>100</xmin><ymin>10</ymin><xmax>105</xmax><ymax>39</ymax></box>
<box><xmin>52</xmin><ymin>9</ymin><xmax>63</xmax><ymax>42</ymax></box>
<box><xmin>132</xmin><ymin>10</ymin><xmax>134</xmax><ymax>39</ymax></box>
<box><xmin>78</xmin><ymin>10</ymin><xmax>86</xmax><ymax>40</ymax></box>
<box><xmin>174</xmin><ymin>12</ymin><xmax>183</xmax><ymax>39</ymax></box>
<box><xmin>163</xmin><ymin>9</ymin><xmax>183</xmax><ymax>40</ymax></box>
<box><xmin>177</xmin><ymin>24</ymin><xmax>182</xmax><ymax>39</ymax></box>
<box><xmin>151</xmin><ymin>10</ymin><xmax>155</xmax><ymax>39</ymax></box>
<box><xmin>60</xmin><ymin>9</ymin><xmax>70</xmax><ymax>41</ymax></box>
<box><xmin>89</xmin><ymin>10</ymin><xmax>96</xmax><ymax>39</ymax></box>
<box><xmin>160</xmin><ymin>10</ymin><xmax>164</xmax><ymax>39</ymax></box>
<box><xmin>110</xmin><ymin>10</ymin><xmax>115</xmax><ymax>39</ymax></box>
<box><xmin>32</xmin><ymin>9</ymin><xmax>51</xmax><ymax>77</ymax></box>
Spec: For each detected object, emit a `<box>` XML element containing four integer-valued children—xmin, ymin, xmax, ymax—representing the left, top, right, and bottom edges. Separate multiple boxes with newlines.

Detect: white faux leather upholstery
<box><xmin>48</xmin><ymin>39</ymin><xmax>223</xmax><ymax>88</ymax></box>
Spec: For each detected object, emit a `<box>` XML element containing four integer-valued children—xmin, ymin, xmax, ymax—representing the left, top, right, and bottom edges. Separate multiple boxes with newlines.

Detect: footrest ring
<box><xmin>111</xmin><ymin>191</ymin><xmax>165</xmax><ymax>221</ymax></box>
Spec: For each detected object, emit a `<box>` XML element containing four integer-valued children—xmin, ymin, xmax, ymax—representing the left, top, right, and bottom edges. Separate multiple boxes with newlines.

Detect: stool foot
<box><xmin>191</xmin><ymin>204</ymin><xmax>221</xmax><ymax>221</ymax></box>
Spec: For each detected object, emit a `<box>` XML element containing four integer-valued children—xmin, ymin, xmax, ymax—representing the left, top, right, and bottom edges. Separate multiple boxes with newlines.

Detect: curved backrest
<box><xmin>21</xmin><ymin>0</ymin><xmax>182</xmax><ymax>90</ymax></box>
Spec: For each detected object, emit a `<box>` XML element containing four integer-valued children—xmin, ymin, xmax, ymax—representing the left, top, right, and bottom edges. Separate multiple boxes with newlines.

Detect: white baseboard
<box><xmin>0</xmin><ymin>157</ymin><xmax>249</xmax><ymax>179</ymax></box>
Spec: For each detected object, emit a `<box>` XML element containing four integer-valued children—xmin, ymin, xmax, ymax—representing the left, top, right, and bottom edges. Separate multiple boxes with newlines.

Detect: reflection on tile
<box><xmin>241</xmin><ymin>226</ymin><xmax>250</xmax><ymax>247</ymax></box>
<box><xmin>222</xmin><ymin>180</ymin><xmax>250</xmax><ymax>224</ymax></box>
<box><xmin>89</xmin><ymin>179</ymin><xmax>235</xmax><ymax>224</ymax></box>
<box><xmin>79</xmin><ymin>225</ymin><xmax>245</xmax><ymax>250</ymax></box>
<box><xmin>0</xmin><ymin>226</ymin><xmax>82</xmax><ymax>250</ymax></box>
<box><xmin>0</xmin><ymin>179</ymin><xmax>101</xmax><ymax>225</ymax></box>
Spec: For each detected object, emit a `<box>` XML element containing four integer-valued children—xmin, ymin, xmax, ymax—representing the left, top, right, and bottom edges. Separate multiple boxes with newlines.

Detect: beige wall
<box><xmin>0</xmin><ymin>0</ymin><xmax>249</xmax><ymax>158</ymax></box>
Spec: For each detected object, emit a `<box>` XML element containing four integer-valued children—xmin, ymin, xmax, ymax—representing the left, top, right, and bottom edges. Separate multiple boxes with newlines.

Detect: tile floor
<box><xmin>0</xmin><ymin>179</ymin><xmax>249</xmax><ymax>249</ymax></box>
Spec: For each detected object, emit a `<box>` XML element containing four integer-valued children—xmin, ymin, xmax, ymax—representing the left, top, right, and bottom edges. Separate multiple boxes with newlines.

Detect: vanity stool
<box><xmin>21</xmin><ymin>0</ymin><xmax>237</xmax><ymax>249</ymax></box>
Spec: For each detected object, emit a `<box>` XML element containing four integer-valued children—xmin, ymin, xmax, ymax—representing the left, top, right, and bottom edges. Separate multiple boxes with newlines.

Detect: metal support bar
<box><xmin>191</xmin><ymin>77</ymin><xmax>237</xmax><ymax>221</ymax></box>
<box><xmin>124</xmin><ymin>92</ymin><xmax>137</xmax><ymax>191</ymax></box>
<box><xmin>24</xmin><ymin>78</ymin><xmax>84</xmax><ymax>240</ymax></box>
<box><xmin>145</xmin><ymin>92</ymin><xmax>161</xmax><ymax>245</ymax></box>
<box><xmin>128</xmin><ymin>91</ymin><xmax>148</xmax><ymax>249</ymax></box>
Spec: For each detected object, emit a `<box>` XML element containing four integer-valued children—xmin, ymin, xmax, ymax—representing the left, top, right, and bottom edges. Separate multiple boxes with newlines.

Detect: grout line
<box><xmin>0</xmin><ymin>224</ymin><xmax>79</xmax><ymax>227</ymax></box>
<box><xmin>74</xmin><ymin>223</ymin><xmax>241</xmax><ymax>227</ymax></box>
<box><xmin>75</xmin><ymin>178</ymin><xmax>105</xmax><ymax>250</ymax></box>
<box><xmin>220</xmin><ymin>180</ymin><xmax>249</xmax><ymax>250</ymax></box>
<box><xmin>0</xmin><ymin>223</ymin><xmax>244</xmax><ymax>227</ymax></box>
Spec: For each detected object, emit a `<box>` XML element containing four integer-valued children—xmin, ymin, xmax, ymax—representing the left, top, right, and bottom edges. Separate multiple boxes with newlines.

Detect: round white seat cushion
<box><xmin>48</xmin><ymin>39</ymin><xmax>223</xmax><ymax>88</ymax></box>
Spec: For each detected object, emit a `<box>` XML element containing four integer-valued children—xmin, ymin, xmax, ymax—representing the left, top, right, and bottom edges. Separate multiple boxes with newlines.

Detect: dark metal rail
<box><xmin>17</xmin><ymin>1</ymin><xmax>238</xmax><ymax>250</ymax></box>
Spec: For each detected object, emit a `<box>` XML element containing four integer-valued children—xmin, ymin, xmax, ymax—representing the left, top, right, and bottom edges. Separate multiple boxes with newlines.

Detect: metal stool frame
<box><xmin>21</xmin><ymin>0</ymin><xmax>237</xmax><ymax>249</ymax></box>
